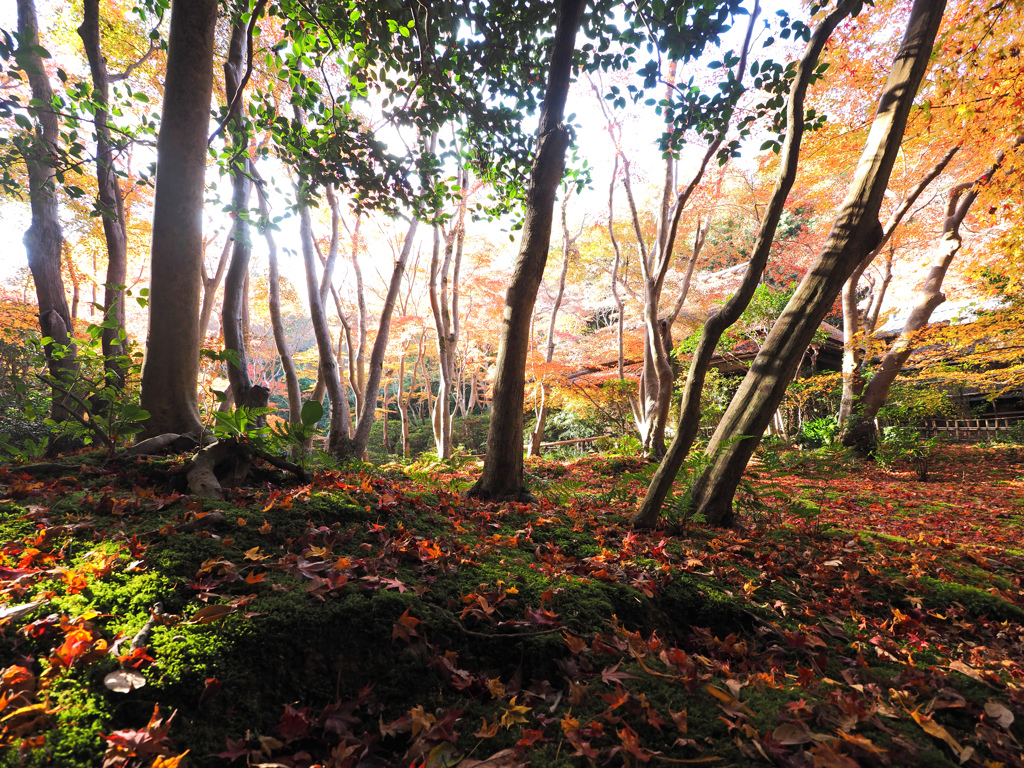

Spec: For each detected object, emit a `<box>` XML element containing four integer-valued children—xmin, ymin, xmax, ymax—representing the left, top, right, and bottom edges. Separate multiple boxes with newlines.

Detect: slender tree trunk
<box><xmin>466</xmin><ymin>0</ymin><xmax>586</xmax><ymax>501</ymax></box>
<box><xmin>299</xmin><ymin>197</ymin><xmax>350</xmax><ymax>454</ymax></box>
<box><xmin>864</xmin><ymin>252</ymin><xmax>892</xmax><ymax>337</ymax></box>
<box><xmin>351</xmin><ymin>216</ymin><xmax>419</xmax><ymax>459</ymax></box>
<box><xmin>221</xmin><ymin>19</ymin><xmax>257</xmax><ymax>409</ymax></box>
<box><xmin>309</xmin><ymin>187</ymin><xmax>348</xmax><ymax>423</ymax></box>
<box><xmin>428</xmin><ymin>174</ymin><xmax>467</xmax><ymax>459</ymax></box>
<box><xmin>64</xmin><ymin>243</ymin><xmax>81</xmax><ymax>324</ymax></box>
<box><xmin>140</xmin><ymin>0</ymin><xmax>218</xmax><ymax>437</ymax></box>
<box><xmin>529</xmin><ymin>194</ymin><xmax>575</xmax><ymax>456</ymax></box>
<box><xmin>600</xmin><ymin>9</ymin><xmax>757</xmax><ymax>459</ymax></box>
<box><xmin>18</xmin><ymin>0</ymin><xmax>79</xmax><ymax>420</ymax></box>
<box><xmin>381</xmin><ymin>378</ymin><xmax>391</xmax><ymax>456</ymax></box>
<box><xmin>689</xmin><ymin>0</ymin><xmax>947</xmax><ymax>527</ymax></box>
<box><xmin>256</xmin><ymin>179</ymin><xmax>301</xmax><ymax>424</ymax></box>
<box><xmin>351</xmin><ymin>218</ymin><xmax>368</xmax><ymax>416</ymax></box>
<box><xmin>608</xmin><ymin>157</ymin><xmax>626</xmax><ymax>383</ymax></box>
<box><xmin>429</xmin><ymin>227</ymin><xmax>454</xmax><ymax>458</ymax></box>
<box><xmin>841</xmin><ymin>134</ymin><xmax>1024</xmax><ymax>451</ymax></box>
<box><xmin>78</xmin><ymin>0</ymin><xmax>128</xmax><ymax>387</ymax></box>
<box><xmin>398</xmin><ymin>340</ymin><xmax>410</xmax><ymax>457</ymax></box>
<box><xmin>633</xmin><ymin>0</ymin><xmax>859</xmax><ymax>528</ymax></box>
<box><xmin>200</xmin><ymin>237</ymin><xmax>231</xmax><ymax>342</ymax></box>
<box><xmin>838</xmin><ymin>145</ymin><xmax>960</xmax><ymax>424</ymax></box>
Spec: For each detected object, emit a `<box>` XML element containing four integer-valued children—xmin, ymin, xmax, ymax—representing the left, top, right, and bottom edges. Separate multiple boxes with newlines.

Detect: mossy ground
<box><xmin>0</xmin><ymin>443</ymin><xmax>1022</xmax><ymax>766</ymax></box>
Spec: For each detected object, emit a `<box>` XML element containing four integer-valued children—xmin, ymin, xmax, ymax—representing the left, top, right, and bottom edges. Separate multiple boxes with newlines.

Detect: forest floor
<box><xmin>0</xmin><ymin>442</ymin><xmax>1023</xmax><ymax>767</ymax></box>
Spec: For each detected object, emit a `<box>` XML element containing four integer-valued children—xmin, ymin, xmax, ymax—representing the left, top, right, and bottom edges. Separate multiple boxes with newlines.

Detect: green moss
<box><xmin>916</xmin><ymin>576</ymin><xmax>1024</xmax><ymax>622</ymax></box>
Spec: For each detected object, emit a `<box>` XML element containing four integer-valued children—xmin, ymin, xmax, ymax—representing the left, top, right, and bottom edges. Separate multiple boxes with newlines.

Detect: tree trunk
<box><xmin>429</xmin><ymin>169</ymin><xmax>468</xmax><ymax>459</ymax></box>
<box><xmin>841</xmin><ymin>134</ymin><xmax>1024</xmax><ymax>452</ymax></box>
<box><xmin>310</xmin><ymin>200</ymin><xmax>352</xmax><ymax>435</ymax></box>
<box><xmin>351</xmin><ymin>217</ymin><xmax>368</xmax><ymax>417</ymax></box>
<box><xmin>256</xmin><ymin>175</ymin><xmax>301</xmax><ymax>424</ymax></box>
<box><xmin>529</xmin><ymin>191</ymin><xmax>575</xmax><ymax>457</ymax></box>
<box><xmin>78</xmin><ymin>0</ymin><xmax>128</xmax><ymax>387</ymax></box>
<box><xmin>466</xmin><ymin>0</ymin><xmax>585</xmax><ymax>501</ymax></box>
<box><xmin>199</xmin><ymin>237</ymin><xmax>231</xmax><ymax>342</ymax></box>
<box><xmin>17</xmin><ymin>0</ymin><xmax>78</xmax><ymax>420</ymax></box>
<box><xmin>221</xmin><ymin>19</ymin><xmax>257</xmax><ymax>409</ymax></box>
<box><xmin>350</xmin><ymin>216</ymin><xmax>418</xmax><ymax>459</ymax></box>
<box><xmin>299</xmin><ymin>196</ymin><xmax>350</xmax><ymax>454</ymax></box>
<box><xmin>599</xmin><ymin>10</ymin><xmax>757</xmax><ymax>459</ymax></box>
<box><xmin>139</xmin><ymin>0</ymin><xmax>218</xmax><ymax>437</ymax></box>
<box><xmin>632</xmin><ymin>0</ymin><xmax>859</xmax><ymax>529</ymax></box>
<box><xmin>838</xmin><ymin>144</ymin><xmax>960</xmax><ymax>424</ymax></box>
<box><xmin>429</xmin><ymin>227</ymin><xmax>454</xmax><ymax>458</ymax></box>
<box><xmin>689</xmin><ymin>0</ymin><xmax>947</xmax><ymax>527</ymax></box>
<box><xmin>398</xmin><ymin>339</ymin><xmax>411</xmax><ymax>457</ymax></box>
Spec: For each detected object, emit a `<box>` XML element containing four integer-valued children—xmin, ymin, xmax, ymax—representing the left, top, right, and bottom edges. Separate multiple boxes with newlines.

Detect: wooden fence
<box><xmin>920</xmin><ymin>412</ymin><xmax>1024</xmax><ymax>441</ymax></box>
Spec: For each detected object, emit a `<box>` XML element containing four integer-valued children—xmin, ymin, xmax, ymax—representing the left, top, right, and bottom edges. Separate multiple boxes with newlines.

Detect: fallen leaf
<box><xmin>0</xmin><ymin>599</ymin><xmax>48</xmax><ymax>623</ymax></box>
<box><xmin>426</xmin><ymin>742</ymin><xmax>461</xmax><ymax>768</ymax></box>
<box><xmin>601</xmin><ymin>661</ymin><xmax>638</xmax><ymax>685</ymax></box>
<box><xmin>188</xmin><ymin>604</ymin><xmax>233</xmax><ymax>625</ymax></box>
<box><xmin>985</xmin><ymin>700</ymin><xmax>1015</xmax><ymax>729</ymax></box>
<box><xmin>669</xmin><ymin>708</ymin><xmax>687</xmax><ymax>735</ymax></box>
<box><xmin>948</xmin><ymin>660</ymin><xmax>987</xmax><ymax>684</ymax></box>
<box><xmin>772</xmin><ymin>723</ymin><xmax>811</xmax><ymax>745</ymax></box>
<box><xmin>909</xmin><ymin>707</ymin><xmax>963</xmax><ymax>758</ymax></box>
<box><xmin>474</xmin><ymin>718</ymin><xmax>499</xmax><ymax>739</ymax></box>
<box><xmin>499</xmin><ymin>696</ymin><xmax>530</xmax><ymax>729</ymax></box>
<box><xmin>104</xmin><ymin>669</ymin><xmax>146</xmax><ymax>693</ymax></box>
<box><xmin>458</xmin><ymin>748</ymin><xmax>519</xmax><ymax>767</ymax></box>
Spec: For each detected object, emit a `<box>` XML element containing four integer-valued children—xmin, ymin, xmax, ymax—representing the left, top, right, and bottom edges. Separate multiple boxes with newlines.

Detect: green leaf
<box><xmin>301</xmin><ymin>399</ymin><xmax>324</xmax><ymax>427</ymax></box>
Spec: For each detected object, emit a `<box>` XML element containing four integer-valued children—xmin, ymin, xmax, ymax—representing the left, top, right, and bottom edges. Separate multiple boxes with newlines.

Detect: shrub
<box><xmin>797</xmin><ymin>416</ymin><xmax>839</xmax><ymax>449</ymax></box>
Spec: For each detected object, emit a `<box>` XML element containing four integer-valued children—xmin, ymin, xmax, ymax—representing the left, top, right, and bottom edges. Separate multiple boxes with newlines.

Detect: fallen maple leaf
<box><xmin>392</xmin><ymin>608</ymin><xmax>421</xmax><ymax>643</ymax></box>
<box><xmin>214</xmin><ymin>737</ymin><xmax>249</xmax><ymax>762</ymax></box>
<box><xmin>409</xmin><ymin>705</ymin><xmax>436</xmax><ymax>738</ymax></box>
<box><xmin>500</xmin><ymin>696</ymin><xmax>530</xmax><ymax>729</ymax></box>
<box><xmin>474</xmin><ymin>718</ymin><xmax>499</xmax><ymax>739</ymax></box>
<box><xmin>705</xmin><ymin>684</ymin><xmax>753</xmax><ymax>716</ymax></box>
<box><xmin>908</xmin><ymin>706</ymin><xmax>963</xmax><ymax>758</ymax></box>
<box><xmin>601</xmin><ymin>661</ymin><xmax>639</xmax><ymax>685</ymax></box>
<box><xmin>242</xmin><ymin>546</ymin><xmax>268</xmax><ymax>562</ymax></box>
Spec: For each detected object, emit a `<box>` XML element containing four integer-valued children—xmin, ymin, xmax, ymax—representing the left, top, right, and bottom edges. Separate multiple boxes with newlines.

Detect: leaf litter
<box><xmin>0</xmin><ymin>445</ymin><xmax>1020</xmax><ymax>765</ymax></box>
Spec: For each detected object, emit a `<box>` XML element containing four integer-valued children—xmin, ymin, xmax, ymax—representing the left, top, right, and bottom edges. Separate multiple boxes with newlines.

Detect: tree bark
<box><xmin>837</xmin><ymin>144</ymin><xmax>960</xmax><ymax>424</ymax></box>
<box><xmin>429</xmin><ymin>227</ymin><xmax>454</xmax><ymax>458</ymax></box>
<box><xmin>430</xmin><ymin>170</ymin><xmax>468</xmax><ymax>459</ymax></box>
<box><xmin>139</xmin><ymin>0</ymin><xmax>218</xmax><ymax>437</ymax></box>
<box><xmin>200</xmin><ymin>237</ymin><xmax>231</xmax><ymax>342</ymax></box>
<box><xmin>466</xmin><ymin>0</ymin><xmax>586</xmax><ymax>501</ymax></box>
<box><xmin>17</xmin><ymin>0</ymin><xmax>78</xmax><ymax>419</ymax></box>
<box><xmin>310</xmin><ymin>194</ymin><xmax>352</xmax><ymax>435</ymax></box>
<box><xmin>690</xmin><ymin>0</ymin><xmax>947</xmax><ymax>527</ymax></box>
<box><xmin>633</xmin><ymin>0</ymin><xmax>860</xmax><ymax>529</ymax></box>
<box><xmin>299</xmin><ymin>196</ymin><xmax>350</xmax><ymax>454</ymax></box>
<box><xmin>841</xmin><ymin>133</ymin><xmax>1024</xmax><ymax>452</ymax></box>
<box><xmin>256</xmin><ymin>175</ymin><xmax>301</xmax><ymax>424</ymax></box>
<box><xmin>529</xmin><ymin>192</ymin><xmax>575</xmax><ymax>457</ymax></box>
<box><xmin>221</xmin><ymin>19</ymin><xmax>257</xmax><ymax>409</ymax></box>
<box><xmin>78</xmin><ymin>0</ymin><xmax>128</xmax><ymax>387</ymax></box>
<box><xmin>350</xmin><ymin>216</ymin><xmax>419</xmax><ymax>459</ymax></box>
